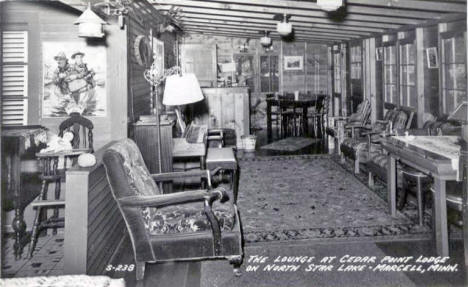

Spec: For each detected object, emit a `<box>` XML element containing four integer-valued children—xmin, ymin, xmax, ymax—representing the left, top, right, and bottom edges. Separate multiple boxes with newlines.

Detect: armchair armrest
<box><xmin>118</xmin><ymin>187</ymin><xmax>228</xmax><ymax>208</ymax></box>
<box><xmin>375</xmin><ymin>120</ymin><xmax>390</xmax><ymax>125</ymax></box>
<box><xmin>119</xmin><ymin>187</ymin><xmax>229</xmax><ymax>255</ymax></box>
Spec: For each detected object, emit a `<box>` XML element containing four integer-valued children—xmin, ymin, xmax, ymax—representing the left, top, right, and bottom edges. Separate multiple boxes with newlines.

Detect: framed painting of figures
<box><xmin>42</xmin><ymin>41</ymin><xmax>107</xmax><ymax>117</ymax></box>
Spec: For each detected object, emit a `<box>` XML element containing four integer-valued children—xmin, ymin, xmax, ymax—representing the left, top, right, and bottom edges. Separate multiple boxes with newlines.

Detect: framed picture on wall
<box><xmin>42</xmin><ymin>41</ymin><xmax>107</xmax><ymax>117</ymax></box>
<box><xmin>426</xmin><ymin>47</ymin><xmax>439</xmax><ymax>69</ymax></box>
<box><xmin>284</xmin><ymin>56</ymin><xmax>303</xmax><ymax>70</ymax></box>
<box><xmin>152</xmin><ymin>37</ymin><xmax>165</xmax><ymax>76</ymax></box>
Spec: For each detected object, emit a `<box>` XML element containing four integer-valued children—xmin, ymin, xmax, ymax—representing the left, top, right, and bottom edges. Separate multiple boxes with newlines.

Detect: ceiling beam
<box><xmin>182</xmin><ymin>24</ymin><xmax>356</xmax><ymax>40</ymax></box>
<box><xmin>154</xmin><ymin>1</ymin><xmax>421</xmax><ymax>25</ymax></box>
<box><xmin>183</xmin><ymin>29</ymin><xmax>335</xmax><ymax>43</ymax></box>
<box><xmin>347</xmin><ymin>0</ymin><xmax>466</xmax><ymax>13</ymax></box>
<box><xmin>156</xmin><ymin>7</ymin><xmax>404</xmax><ymax>29</ymax></box>
<box><xmin>181</xmin><ymin>15</ymin><xmax>387</xmax><ymax>33</ymax></box>
<box><xmin>181</xmin><ymin>19</ymin><xmax>373</xmax><ymax>37</ymax></box>
<box><xmin>158</xmin><ymin>0</ymin><xmax>448</xmax><ymax>19</ymax></box>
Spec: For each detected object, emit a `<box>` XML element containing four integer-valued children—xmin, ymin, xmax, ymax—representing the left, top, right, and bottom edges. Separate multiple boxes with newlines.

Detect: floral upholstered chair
<box><xmin>102</xmin><ymin>139</ymin><xmax>243</xmax><ymax>282</ymax></box>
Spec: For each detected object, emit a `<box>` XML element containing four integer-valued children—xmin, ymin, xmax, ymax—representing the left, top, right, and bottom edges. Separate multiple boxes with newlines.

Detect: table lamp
<box><xmin>163</xmin><ymin>73</ymin><xmax>204</xmax><ymax>134</ymax></box>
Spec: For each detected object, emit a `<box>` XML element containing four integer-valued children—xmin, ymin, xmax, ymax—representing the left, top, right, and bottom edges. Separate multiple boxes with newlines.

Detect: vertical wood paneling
<box><xmin>64</xmin><ymin>143</ymin><xmax>126</xmax><ymax>275</ymax></box>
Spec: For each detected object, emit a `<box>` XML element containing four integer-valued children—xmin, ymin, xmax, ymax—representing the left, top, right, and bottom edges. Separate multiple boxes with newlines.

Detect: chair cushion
<box><xmin>142</xmin><ymin>201</ymin><xmax>236</xmax><ymax>235</ymax></box>
<box><xmin>107</xmin><ymin>139</ymin><xmax>160</xmax><ymax>196</ymax></box>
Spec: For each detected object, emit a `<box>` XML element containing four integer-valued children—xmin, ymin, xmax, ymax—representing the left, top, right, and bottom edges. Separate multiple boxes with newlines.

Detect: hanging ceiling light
<box><xmin>260</xmin><ymin>30</ymin><xmax>272</xmax><ymax>47</ymax></box>
<box><xmin>273</xmin><ymin>13</ymin><xmax>292</xmax><ymax>37</ymax></box>
<box><xmin>74</xmin><ymin>3</ymin><xmax>107</xmax><ymax>38</ymax></box>
<box><xmin>317</xmin><ymin>0</ymin><xmax>343</xmax><ymax>12</ymax></box>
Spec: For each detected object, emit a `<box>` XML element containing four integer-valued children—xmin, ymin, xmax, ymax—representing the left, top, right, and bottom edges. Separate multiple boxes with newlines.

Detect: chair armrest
<box><xmin>362</xmin><ymin>129</ymin><xmax>384</xmax><ymax>136</ymax></box>
<box><xmin>375</xmin><ymin>120</ymin><xmax>390</xmax><ymax>125</ymax></box>
<box><xmin>118</xmin><ymin>187</ymin><xmax>228</xmax><ymax>208</ymax></box>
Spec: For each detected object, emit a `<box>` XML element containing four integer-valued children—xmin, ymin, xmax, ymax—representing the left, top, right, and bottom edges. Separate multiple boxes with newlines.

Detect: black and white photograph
<box><xmin>1</xmin><ymin>1</ymin><xmax>468</xmax><ymax>287</ymax></box>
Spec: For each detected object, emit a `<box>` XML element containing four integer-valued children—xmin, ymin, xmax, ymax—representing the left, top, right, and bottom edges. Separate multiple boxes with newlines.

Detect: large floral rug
<box><xmin>237</xmin><ymin>155</ymin><xmax>430</xmax><ymax>243</ymax></box>
<box><xmin>260</xmin><ymin>137</ymin><xmax>320</xmax><ymax>152</ymax></box>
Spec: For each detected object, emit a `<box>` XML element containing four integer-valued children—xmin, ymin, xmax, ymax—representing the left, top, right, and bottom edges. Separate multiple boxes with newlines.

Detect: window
<box><xmin>350</xmin><ymin>46</ymin><xmax>362</xmax><ymax>80</ymax></box>
<box><xmin>260</xmin><ymin>55</ymin><xmax>279</xmax><ymax>93</ymax></box>
<box><xmin>441</xmin><ymin>31</ymin><xmax>466</xmax><ymax>114</ymax></box>
<box><xmin>333</xmin><ymin>50</ymin><xmax>341</xmax><ymax>94</ymax></box>
<box><xmin>399</xmin><ymin>41</ymin><xmax>416</xmax><ymax>107</ymax></box>
<box><xmin>383</xmin><ymin>44</ymin><xmax>397</xmax><ymax>104</ymax></box>
<box><xmin>2</xmin><ymin>31</ymin><xmax>28</xmax><ymax>126</ymax></box>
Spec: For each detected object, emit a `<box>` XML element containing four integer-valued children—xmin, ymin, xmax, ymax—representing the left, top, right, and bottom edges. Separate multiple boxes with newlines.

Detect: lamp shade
<box><xmin>276</xmin><ymin>22</ymin><xmax>292</xmax><ymax>36</ymax></box>
<box><xmin>260</xmin><ymin>36</ymin><xmax>272</xmax><ymax>47</ymax></box>
<box><xmin>317</xmin><ymin>0</ymin><xmax>343</xmax><ymax>11</ymax></box>
<box><xmin>163</xmin><ymin>73</ymin><xmax>204</xmax><ymax>106</ymax></box>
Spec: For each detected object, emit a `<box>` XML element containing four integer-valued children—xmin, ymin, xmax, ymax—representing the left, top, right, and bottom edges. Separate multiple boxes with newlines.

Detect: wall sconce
<box><xmin>273</xmin><ymin>14</ymin><xmax>292</xmax><ymax>37</ymax></box>
<box><xmin>317</xmin><ymin>0</ymin><xmax>343</xmax><ymax>12</ymax></box>
<box><xmin>74</xmin><ymin>4</ymin><xmax>107</xmax><ymax>38</ymax></box>
<box><xmin>260</xmin><ymin>30</ymin><xmax>272</xmax><ymax>47</ymax></box>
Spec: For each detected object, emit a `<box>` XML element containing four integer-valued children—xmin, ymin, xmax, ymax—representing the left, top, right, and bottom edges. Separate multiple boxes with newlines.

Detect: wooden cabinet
<box><xmin>198</xmin><ymin>87</ymin><xmax>250</xmax><ymax>149</ymax></box>
<box><xmin>132</xmin><ymin>121</ymin><xmax>173</xmax><ymax>174</ymax></box>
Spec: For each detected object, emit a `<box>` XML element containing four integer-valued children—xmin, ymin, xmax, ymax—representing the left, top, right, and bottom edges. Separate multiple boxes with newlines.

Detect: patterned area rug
<box><xmin>260</xmin><ymin>137</ymin><xmax>320</xmax><ymax>152</ymax></box>
<box><xmin>2</xmin><ymin>234</ymin><xmax>64</xmax><ymax>278</ymax></box>
<box><xmin>237</xmin><ymin>155</ymin><xmax>430</xmax><ymax>243</ymax></box>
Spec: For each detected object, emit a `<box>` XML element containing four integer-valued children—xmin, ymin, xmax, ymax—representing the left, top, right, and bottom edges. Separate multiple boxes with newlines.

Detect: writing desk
<box><xmin>382</xmin><ymin>136</ymin><xmax>461</xmax><ymax>257</ymax></box>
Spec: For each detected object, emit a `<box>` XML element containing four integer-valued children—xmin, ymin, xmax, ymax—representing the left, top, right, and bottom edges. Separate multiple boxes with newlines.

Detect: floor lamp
<box><xmin>144</xmin><ymin>65</ymin><xmax>181</xmax><ymax>177</ymax></box>
<box><xmin>162</xmin><ymin>73</ymin><xmax>204</xmax><ymax>133</ymax></box>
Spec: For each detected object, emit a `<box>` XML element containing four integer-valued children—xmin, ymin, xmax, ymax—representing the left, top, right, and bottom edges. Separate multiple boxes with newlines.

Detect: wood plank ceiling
<box><xmin>151</xmin><ymin>0</ymin><xmax>467</xmax><ymax>43</ymax></box>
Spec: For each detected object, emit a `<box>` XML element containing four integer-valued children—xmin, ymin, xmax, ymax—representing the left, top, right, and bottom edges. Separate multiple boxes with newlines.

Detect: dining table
<box><xmin>381</xmin><ymin>135</ymin><xmax>462</xmax><ymax>257</ymax></box>
<box><xmin>266</xmin><ymin>95</ymin><xmax>325</xmax><ymax>143</ymax></box>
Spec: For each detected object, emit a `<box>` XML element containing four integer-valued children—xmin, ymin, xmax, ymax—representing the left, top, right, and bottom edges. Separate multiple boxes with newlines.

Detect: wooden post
<box><xmin>63</xmin><ymin>169</ymin><xmax>89</xmax><ymax>274</ymax></box>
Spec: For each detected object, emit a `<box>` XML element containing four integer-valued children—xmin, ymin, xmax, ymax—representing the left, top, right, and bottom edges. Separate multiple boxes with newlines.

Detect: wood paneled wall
<box><xmin>3</xmin><ymin>1</ymin><xmax>127</xmax><ymax>149</ymax></box>
<box><xmin>126</xmin><ymin>0</ymin><xmax>177</xmax><ymax>124</ymax></box>
<box><xmin>182</xmin><ymin>34</ymin><xmax>328</xmax><ymax>129</ymax></box>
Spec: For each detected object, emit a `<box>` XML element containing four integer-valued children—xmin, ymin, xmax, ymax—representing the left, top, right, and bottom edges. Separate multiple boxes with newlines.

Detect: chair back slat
<box><xmin>59</xmin><ymin>112</ymin><xmax>94</xmax><ymax>151</ymax></box>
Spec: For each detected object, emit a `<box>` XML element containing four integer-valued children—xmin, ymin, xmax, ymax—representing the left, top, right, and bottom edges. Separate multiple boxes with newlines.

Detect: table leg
<box><xmin>267</xmin><ymin>101</ymin><xmax>272</xmax><ymax>143</ymax></box>
<box><xmin>9</xmin><ymin>143</ymin><xmax>27</xmax><ymax>259</ymax></box>
<box><xmin>232</xmin><ymin>167</ymin><xmax>239</xmax><ymax>204</ymax></box>
<box><xmin>433</xmin><ymin>178</ymin><xmax>449</xmax><ymax>257</ymax></box>
<box><xmin>387</xmin><ymin>154</ymin><xmax>397</xmax><ymax>217</ymax></box>
<box><xmin>303</xmin><ymin>106</ymin><xmax>308</xmax><ymax>137</ymax></box>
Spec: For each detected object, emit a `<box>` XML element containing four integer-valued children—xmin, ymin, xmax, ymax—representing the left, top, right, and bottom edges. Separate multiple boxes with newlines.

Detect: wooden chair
<box><xmin>102</xmin><ymin>139</ymin><xmax>244</xmax><ymax>282</ymax></box>
<box><xmin>28</xmin><ymin>113</ymin><xmax>93</xmax><ymax>258</ymax></box>
<box><xmin>308</xmin><ymin>94</ymin><xmax>329</xmax><ymax>138</ymax></box>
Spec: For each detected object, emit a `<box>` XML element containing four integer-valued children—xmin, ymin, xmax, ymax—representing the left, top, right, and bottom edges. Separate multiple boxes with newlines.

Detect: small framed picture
<box><xmin>284</xmin><ymin>56</ymin><xmax>303</xmax><ymax>70</ymax></box>
<box><xmin>375</xmin><ymin>47</ymin><xmax>383</xmax><ymax>61</ymax></box>
<box><xmin>426</xmin><ymin>47</ymin><xmax>438</xmax><ymax>69</ymax></box>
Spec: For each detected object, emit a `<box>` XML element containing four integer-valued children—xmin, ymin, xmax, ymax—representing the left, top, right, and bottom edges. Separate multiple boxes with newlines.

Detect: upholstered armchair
<box><xmin>102</xmin><ymin>139</ymin><xmax>243</xmax><ymax>282</ymax></box>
